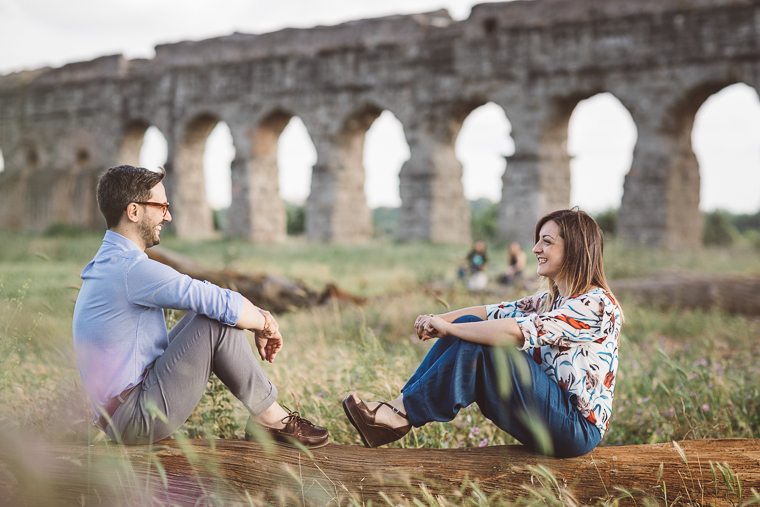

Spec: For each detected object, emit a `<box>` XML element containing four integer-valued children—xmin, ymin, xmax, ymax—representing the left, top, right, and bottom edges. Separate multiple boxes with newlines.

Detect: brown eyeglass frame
<box><xmin>134</xmin><ymin>201</ymin><xmax>170</xmax><ymax>217</ymax></box>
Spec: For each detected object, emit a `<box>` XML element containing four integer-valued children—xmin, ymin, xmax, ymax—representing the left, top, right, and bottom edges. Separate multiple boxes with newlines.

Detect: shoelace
<box><xmin>280</xmin><ymin>406</ymin><xmax>315</xmax><ymax>426</ymax></box>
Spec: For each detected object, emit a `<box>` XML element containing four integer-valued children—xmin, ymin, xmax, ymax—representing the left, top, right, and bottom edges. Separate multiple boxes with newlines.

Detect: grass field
<box><xmin>0</xmin><ymin>231</ymin><xmax>759</xmax><ymax>504</ymax></box>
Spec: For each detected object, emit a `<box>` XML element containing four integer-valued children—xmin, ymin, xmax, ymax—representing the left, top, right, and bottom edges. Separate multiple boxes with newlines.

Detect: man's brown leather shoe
<box><xmin>342</xmin><ymin>394</ymin><xmax>411</xmax><ymax>448</ymax></box>
<box><xmin>245</xmin><ymin>408</ymin><xmax>329</xmax><ymax>449</ymax></box>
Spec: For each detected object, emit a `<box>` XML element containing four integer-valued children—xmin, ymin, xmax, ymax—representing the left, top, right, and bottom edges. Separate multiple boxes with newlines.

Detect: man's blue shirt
<box><xmin>72</xmin><ymin>231</ymin><xmax>243</xmax><ymax>419</ymax></box>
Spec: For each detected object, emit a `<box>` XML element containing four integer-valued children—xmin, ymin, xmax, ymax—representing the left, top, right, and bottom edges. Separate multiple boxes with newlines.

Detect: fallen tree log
<box><xmin>146</xmin><ymin>247</ymin><xmax>365</xmax><ymax>314</ymax></box>
<box><xmin>1</xmin><ymin>438</ymin><xmax>758</xmax><ymax>506</ymax></box>
<box><xmin>610</xmin><ymin>273</ymin><xmax>760</xmax><ymax>316</ymax></box>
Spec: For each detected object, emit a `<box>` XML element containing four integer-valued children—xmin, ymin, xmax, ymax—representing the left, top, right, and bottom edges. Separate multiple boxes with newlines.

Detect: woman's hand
<box><xmin>414</xmin><ymin>314</ymin><xmax>433</xmax><ymax>339</ymax></box>
<box><xmin>415</xmin><ymin>314</ymin><xmax>450</xmax><ymax>341</ymax></box>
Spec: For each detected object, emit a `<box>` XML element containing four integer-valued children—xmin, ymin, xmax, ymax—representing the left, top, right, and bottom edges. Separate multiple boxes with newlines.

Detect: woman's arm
<box><xmin>422</xmin><ymin>315</ymin><xmax>524</xmax><ymax>347</ymax></box>
<box><xmin>437</xmin><ymin>306</ymin><xmax>488</xmax><ymax>322</ymax></box>
<box><xmin>415</xmin><ymin>306</ymin><xmax>487</xmax><ymax>339</ymax></box>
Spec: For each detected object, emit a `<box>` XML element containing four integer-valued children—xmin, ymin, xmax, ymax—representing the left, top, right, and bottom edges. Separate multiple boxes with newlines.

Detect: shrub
<box><xmin>703</xmin><ymin>210</ymin><xmax>737</xmax><ymax>246</ymax></box>
<box><xmin>594</xmin><ymin>208</ymin><xmax>618</xmax><ymax>236</ymax></box>
<box><xmin>470</xmin><ymin>198</ymin><xmax>498</xmax><ymax>241</ymax></box>
<box><xmin>212</xmin><ymin>208</ymin><xmax>228</xmax><ymax>231</ymax></box>
<box><xmin>43</xmin><ymin>222</ymin><xmax>91</xmax><ymax>237</ymax></box>
<box><xmin>286</xmin><ymin>202</ymin><xmax>305</xmax><ymax>235</ymax></box>
<box><xmin>730</xmin><ymin>211</ymin><xmax>760</xmax><ymax>234</ymax></box>
<box><xmin>373</xmin><ymin>207</ymin><xmax>400</xmax><ymax>239</ymax></box>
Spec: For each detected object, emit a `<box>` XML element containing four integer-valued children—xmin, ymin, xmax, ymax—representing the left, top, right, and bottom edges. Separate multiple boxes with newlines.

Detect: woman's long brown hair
<box><xmin>534</xmin><ymin>208</ymin><xmax>622</xmax><ymax>318</ymax></box>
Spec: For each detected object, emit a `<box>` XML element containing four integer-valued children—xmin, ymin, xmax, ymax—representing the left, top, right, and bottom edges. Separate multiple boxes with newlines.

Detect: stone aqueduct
<box><xmin>0</xmin><ymin>0</ymin><xmax>759</xmax><ymax>248</ymax></box>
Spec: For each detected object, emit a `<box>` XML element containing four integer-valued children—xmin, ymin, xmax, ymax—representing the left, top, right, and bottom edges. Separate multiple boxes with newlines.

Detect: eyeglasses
<box><xmin>134</xmin><ymin>201</ymin><xmax>170</xmax><ymax>217</ymax></box>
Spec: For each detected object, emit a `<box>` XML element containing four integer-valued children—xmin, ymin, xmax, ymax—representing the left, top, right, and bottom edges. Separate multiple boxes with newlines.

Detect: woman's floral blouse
<box><xmin>485</xmin><ymin>287</ymin><xmax>621</xmax><ymax>437</ymax></box>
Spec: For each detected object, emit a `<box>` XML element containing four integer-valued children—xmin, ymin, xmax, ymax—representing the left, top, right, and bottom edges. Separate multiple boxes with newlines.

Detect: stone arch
<box><xmin>497</xmin><ymin>90</ymin><xmax>637</xmax><ymax>243</ymax></box>
<box><xmin>305</xmin><ymin>104</ymin><xmax>384</xmax><ymax>242</ymax></box>
<box><xmin>567</xmin><ymin>93</ymin><xmax>638</xmax><ymax>216</ymax></box>
<box><xmin>456</xmin><ymin>101</ymin><xmax>514</xmax><ymax>212</ymax></box>
<box><xmin>618</xmin><ymin>80</ymin><xmax>756</xmax><ymax>249</ymax></box>
<box><xmin>203</xmin><ymin>121</ymin><xmax>235</xmax><ymax>225</ymax></box>
<box><xmin>0</xmin><ymin>141</ymin><xmax>40</xmax><ymax>230</ymax></box>
<box><xmin>398</xmin><ymin>100</ymin><xmax>484</xmax><ymax>243</ymax></box>
<box><xmin>228</xmin><ymin>108</ymin><xmax>293</xmax><ymax>242</ymax></box>
<box><xmin>364</xmin><ymin>110</ymin><xmax>410</xmax><ymax>210</ymax></box>
<box><xmin>115</xmin><ymin>119</ymin><xmax>169</xmax><ymax>169</ymax></box>
<box><xmin>692</xmin><ymin>82</ymin><xmax>760</xmax><ymax>214</ymax></box>
<box><xmin>172</xmin><ymin>112</ymin><xmax>222</xmax><ymax>239</ymax></box>
<box><xmin>117</xmin><ymin>120</ymin><xmax>169</xmax><ymax>170</ymax></box>
<box><xmin>278</xmin><ymin>116</ymin><xmax>318</xmax><ymax>207</ymax></box>
<box><xmin>118</xmin><ymin>120</ymin><xmax>152</xmax><ymax>166</ymax></box>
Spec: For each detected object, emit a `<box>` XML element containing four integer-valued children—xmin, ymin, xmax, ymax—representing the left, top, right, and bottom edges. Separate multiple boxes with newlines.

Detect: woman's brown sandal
<box><xmin>342</xmin><ymin>395</ymin><xmax>411</xmax><ymax>448</ymax></box>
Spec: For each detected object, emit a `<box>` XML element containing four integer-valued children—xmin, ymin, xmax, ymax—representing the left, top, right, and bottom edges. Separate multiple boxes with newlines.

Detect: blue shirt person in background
<box><xmin>72</xmin><ymin>165</ymin><xmax>328</xmax><ymax>448</ymax></box>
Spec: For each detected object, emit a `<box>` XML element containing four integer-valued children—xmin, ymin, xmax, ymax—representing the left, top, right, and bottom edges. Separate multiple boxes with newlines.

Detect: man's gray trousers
<box><xmin>106</xmin><ymin>312</ymin><xmax>278</xmax><ymax>444</ymax></box>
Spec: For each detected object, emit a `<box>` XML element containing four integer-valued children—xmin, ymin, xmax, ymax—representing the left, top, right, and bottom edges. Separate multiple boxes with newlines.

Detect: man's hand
<box><xmin>255</xmin><ymin>329</ymin><xmax>283</xmax><ymax>363</ymax></box>
<box><xmin>257</xmin><ymin>309</ymin><xmax>279</xmax><ymax>338</ymax></box>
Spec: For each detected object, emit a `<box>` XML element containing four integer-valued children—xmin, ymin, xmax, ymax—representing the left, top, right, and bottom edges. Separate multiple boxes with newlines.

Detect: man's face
<box><xmin>138</xmin><ymin>183</ymin><xmax>171</xmax><ymax>249</ymax></box>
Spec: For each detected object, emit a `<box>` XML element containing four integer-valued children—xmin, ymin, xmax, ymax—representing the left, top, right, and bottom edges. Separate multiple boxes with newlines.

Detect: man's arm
<box><xmin>236</xmin><ymin>297</ymin><xmax>282</xmax><ymax>363</ymax></box>
<box><xmin>236</xmin><ymin>297</ymin><xmax>268</xmax><ymax>331</ymax></box>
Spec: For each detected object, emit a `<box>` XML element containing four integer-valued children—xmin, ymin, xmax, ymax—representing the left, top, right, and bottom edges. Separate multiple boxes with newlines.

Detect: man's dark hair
<box><xmin>97</xmin><ymin>165</ymin><xmax>166</xmax><ymax>228</ymax></box>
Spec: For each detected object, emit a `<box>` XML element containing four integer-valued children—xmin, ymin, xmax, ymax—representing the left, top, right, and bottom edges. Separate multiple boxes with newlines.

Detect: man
<box><xmin>72</xmin><ymin>165</ymin><xmax>328</xmax><ymax>447</ymax></box>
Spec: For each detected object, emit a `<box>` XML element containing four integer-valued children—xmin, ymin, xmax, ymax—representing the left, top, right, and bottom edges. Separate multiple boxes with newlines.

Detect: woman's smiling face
<box><xmin>532</xmin><ymin>220</ymin><xmax>565</xmax><ymax>281</ymax></box>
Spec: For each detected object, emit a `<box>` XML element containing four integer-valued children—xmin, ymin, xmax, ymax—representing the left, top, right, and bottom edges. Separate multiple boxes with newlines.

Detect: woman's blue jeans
<box><xmin>401</xmin><ymin>315</ymin><xmax>601</xmax><ymax>457</ymax></box>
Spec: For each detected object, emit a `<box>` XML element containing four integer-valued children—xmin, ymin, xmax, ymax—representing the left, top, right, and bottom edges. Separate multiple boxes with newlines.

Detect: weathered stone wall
<box><xmin>0</xmin><ymin>0</ymin><xmax>758</xmax><ymax>247</ymax></box>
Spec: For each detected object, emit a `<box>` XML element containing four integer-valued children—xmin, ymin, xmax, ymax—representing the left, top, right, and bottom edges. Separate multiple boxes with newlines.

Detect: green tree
<box><xmin>703</xmin><ymin>209</ymin><xmax>737</xmax><ymax>246</ymax></box>
<box><xmin>470</xmin><ymin>199</ymin><xmax>498</xmax><ymax>241</ymax></box>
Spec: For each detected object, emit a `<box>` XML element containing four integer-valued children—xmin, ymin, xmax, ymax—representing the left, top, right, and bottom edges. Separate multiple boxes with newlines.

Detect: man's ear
<box><xmin>124</xmin><ymin>203</ymin><xmax>141</xmax><ymax>224</ymax></box>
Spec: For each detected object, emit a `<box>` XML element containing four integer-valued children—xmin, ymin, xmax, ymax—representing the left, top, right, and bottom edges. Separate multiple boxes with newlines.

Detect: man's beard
<box><xmin>139</xmin><ymin>216</ymin><xmax>162</xmax><ymax>248</ymax></box>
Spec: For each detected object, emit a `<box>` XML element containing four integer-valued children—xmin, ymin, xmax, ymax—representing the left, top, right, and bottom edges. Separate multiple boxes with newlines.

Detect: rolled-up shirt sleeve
<box><xmin>125</xmin><ymin>255</ymin><xmax>244</xmax><ymax>326</ymax></box>
<box><xmin>485</xmin><ymin>293</ymin><xmax>544</xmax><ymax>320</ymax></box>
<box><xmin>514</xmin><ymin>293</ymin><xmax>607</xmax><ymax>350</ymax></box>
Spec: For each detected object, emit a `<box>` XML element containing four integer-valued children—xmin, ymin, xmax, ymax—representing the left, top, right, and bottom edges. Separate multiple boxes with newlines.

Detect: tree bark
<box><xmin>610</xmin><ymin>274</ymin><xmax>760</xmax><ymax>315</ymax></box>
<box><xmin>145</xmin><ymin>246</ymin><xmax>365</xmax><ymax>314</ymax></box>
<box><xmin>1</xmin><ymin>437</ymin><xmax>758</xmax><ymax>506</ymax></box>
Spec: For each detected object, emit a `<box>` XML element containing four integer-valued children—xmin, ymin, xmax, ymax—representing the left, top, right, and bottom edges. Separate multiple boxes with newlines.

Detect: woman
<box><xmin>343</xmin><ymin>209</ymin><xmax>622</xmax><ymax>458</ymax></box>
<box><xmin>499</xmin><ymin>241</ymin><xmax>527</xmax><ymax>286</ymax></box>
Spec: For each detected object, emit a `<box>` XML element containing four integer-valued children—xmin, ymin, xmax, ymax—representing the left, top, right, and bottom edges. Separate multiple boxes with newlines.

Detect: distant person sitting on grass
<box><xmin>458</xmin><ymin>240</ymin><xmax>489</xmax><ymax>290</ymax></box>
<box><xmin>72</xmin><ymin>165</ymin><xmax>328</xmax><ymax>448</ymax></box>
<box><xmin>343</xmin><ymin>209</ymin><xmax>622</xmax><ymax>457</ymax></box>
<box><xmin>498</xmin><ymin>241</ymin><xmax>527</xmax><ymax>286</ymax></box>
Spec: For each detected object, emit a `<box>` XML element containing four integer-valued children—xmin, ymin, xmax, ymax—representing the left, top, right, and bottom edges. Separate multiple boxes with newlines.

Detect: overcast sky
<box><xmin>1</xmin><ymin>0</ymin><xmax>759</xmax><ymax>214</ymax></box>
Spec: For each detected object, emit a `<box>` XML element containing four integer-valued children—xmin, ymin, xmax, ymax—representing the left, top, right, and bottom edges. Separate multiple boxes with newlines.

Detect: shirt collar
<box><xmin>103</xmin><ymin>230</ymin><xmax>144</xmax><ymax>253</ymax></box>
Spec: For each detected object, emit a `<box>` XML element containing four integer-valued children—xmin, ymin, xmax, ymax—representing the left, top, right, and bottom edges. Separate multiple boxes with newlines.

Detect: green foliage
<box><xmin>604</xmin><ymin>305</ymin><xmax>760</xmax><ymax>446</ymax></box>
<box><xmin>180</xmin><ymin>374</ymin><xmax>241</xmax><ymax>439</ymax></box>
<box><xmin>1</xmin><ymin>234</ymin><xmax>760</xmax><ymax>504</ymax></box>
<box><xmin>470</xmin><ymin>198</ymin><xmax>498</xmax><ymax>242</ymax></box>
<box><xmin>594</xmin><ymin>208</ymin><xmax>618</xmax><ymax>236</ymax></box>
<box><xmin>0</xmin><ymin>281</ymin><xmax>34</xmax><ymax>391</ymax></box>
<box><xmin>286</xmin><ymin>201</ymin><xmax>305</xmax><ymax>235</ymax></box>
<box><xmin>373</xmin><ymin>206</ymin><xmax>400</xmax><ymax>239</ymax></box>
<box><xmin>703</xmin><ymin>209</ymin><xmax>738</xmax><ymax>246</ymax></box>
<box><xmin>43</xmin><ymin>221</ymin><xmax>92</xmax><ymax>237</ymax></box>
<box><xmin>730</xmin><ymin>211</ymin><xmax>760</xmax><ymax>234</ymax></box>
<box><xmin>212</xmin><ymin>207</ymin><xmax>228</xmax><ymax>232</ymax></box>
